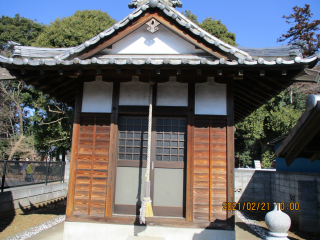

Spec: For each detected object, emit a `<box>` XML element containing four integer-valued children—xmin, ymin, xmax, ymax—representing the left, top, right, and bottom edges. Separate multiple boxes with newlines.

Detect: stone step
<box><xmin>127</xmin><ymin>237</ymin><xmax>165</xmax><ymax>240</ymax></box>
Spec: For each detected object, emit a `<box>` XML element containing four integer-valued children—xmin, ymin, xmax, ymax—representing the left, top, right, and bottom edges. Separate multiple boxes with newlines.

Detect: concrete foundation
<box><xmin>63</xmin><ymin>221</ymin><xmax>235</xmax><ymax>240</ymax></box>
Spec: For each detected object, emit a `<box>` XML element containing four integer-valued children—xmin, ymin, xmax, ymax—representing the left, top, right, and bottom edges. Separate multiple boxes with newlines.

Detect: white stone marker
<box><xmin>265</xmin><ymin>203</ymin><xmax>291</xmax><ymax>240</ymax></box>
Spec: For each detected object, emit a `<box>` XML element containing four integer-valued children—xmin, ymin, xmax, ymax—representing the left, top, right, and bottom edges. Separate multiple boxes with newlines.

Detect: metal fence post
<box><xmin>60</xmin><ymin>162</ymin><xmax>64</xmax><ymax>183</ymax></box>
<box><xmin>1</xmin><ymin>160</ymin><xmax>8</xmax><ymax>193</ymax></box>
<box><xmin>45</xmin><ymin>160</ymin><xmax>49</xmax><ymax>185</ymax></box>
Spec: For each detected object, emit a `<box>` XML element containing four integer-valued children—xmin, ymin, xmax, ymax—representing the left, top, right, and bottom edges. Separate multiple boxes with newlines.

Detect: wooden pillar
<box><xmin>66</xmin><ymin>79</ymin><xmax>83</xmax><ymax>216</ymax></box>
<box><xmin>105</xmin><ymin>82</ymin><xmax>120</xmax><ymax>217</ymax></box>
<box><xmin>226</xmin><ymin>78</ymin><xmax>235</xmax><ymax>226</ymax></box>
<box><xmin>186</xmin><ymin>83</ymin><xmax>195</xmax><ymax>221</ymax></box>
<box><xmin>209</xmin><ymin>118</ymin><xmax>213</xmax><ymax>222</ymax></box>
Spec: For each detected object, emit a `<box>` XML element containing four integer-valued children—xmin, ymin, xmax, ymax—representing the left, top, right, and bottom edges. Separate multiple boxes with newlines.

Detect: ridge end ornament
<box><xmin>146</xmin><ymin>19</ymin><xmax>160</xmax><ymax>33</ymax></box>
<box><xmin>129</xmin><ymin>0</ymin><xmax>182</xmax><ymax>8</ymax></box>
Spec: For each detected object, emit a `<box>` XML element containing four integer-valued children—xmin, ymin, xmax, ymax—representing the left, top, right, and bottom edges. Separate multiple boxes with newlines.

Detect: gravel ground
<box><xmin>1</xmin><ymin>199</ymin><xmax>319</xmax><ymax>240</ymax></box>
<box><xmin>0</xmin><ymin>198</ymin><xmax>66</xmax><ymax>240</ymax></box>
<box><xmin>241</xmin><ymin>210</ymin><xmax>320</xmax><ymax>240</ymax></box>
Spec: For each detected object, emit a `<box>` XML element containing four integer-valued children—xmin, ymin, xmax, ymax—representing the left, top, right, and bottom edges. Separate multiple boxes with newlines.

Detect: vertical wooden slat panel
<box><xmin>193</xmin><ymin>119</ymin><xmax>209</xmax><ymax>221</ymax></box>
<box><xmin>74</xmin><ymin>115</ymin><xmax>94</xmax><ymax>215</ymax></box>
<box><xmin>88</xmin><ymin>117</ymin><xmax>97</xmax><ymax>215</ymax></box>
<box><xmin>193</xmin><ymin>116</ymin><xmax>227</xmax><ymax>222</ymax></box>
<box><xmin>90</xmin><ymin>115</ymin><xmax>110</xmax><ymax>217</ymax></box>
<box><xmin>66</xmin><ymin>79</ymin><xmax>83</xmax><ymax>216</ymax></box>
<box><xmin>73</xmin><ymin>114</ymin><xmax>111</xmax><ymax>216</ymax></box>
<box><xmin>211</xmin><ymin>122</ymin><xmax>227</xmax><ymax>221</ymax></box>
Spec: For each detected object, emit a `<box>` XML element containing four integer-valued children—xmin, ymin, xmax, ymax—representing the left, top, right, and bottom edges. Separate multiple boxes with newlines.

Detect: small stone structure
<box><xmin>265</xmin><ymin>203</ymin><xmax>291</xmax><ymax>240</ymax></box>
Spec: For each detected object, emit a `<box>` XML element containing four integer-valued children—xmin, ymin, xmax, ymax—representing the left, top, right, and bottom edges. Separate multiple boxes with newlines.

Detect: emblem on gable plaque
<box><xmin>146</xmin><ymin>19</ymin><xmax>160</xmax><ymax>33</ymax></box>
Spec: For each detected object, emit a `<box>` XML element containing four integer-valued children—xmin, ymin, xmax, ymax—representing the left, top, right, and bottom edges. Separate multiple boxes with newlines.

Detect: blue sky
<box><xmin>1</xmin><ymin>0</ymin><xmax>320</xmax><ymax>48</ymax></box>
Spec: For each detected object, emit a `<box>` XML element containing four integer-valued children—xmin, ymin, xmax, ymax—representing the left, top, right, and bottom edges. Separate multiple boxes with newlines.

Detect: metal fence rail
<box><xmin>0</xmin><ymin>160</ymin><xmax>65</xmax><ymax>192</ymax></box>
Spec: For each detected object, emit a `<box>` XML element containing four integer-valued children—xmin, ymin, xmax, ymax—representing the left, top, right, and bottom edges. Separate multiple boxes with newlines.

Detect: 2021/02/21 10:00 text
<box><xmin>222</xmin><ymin>202</ymin><xmax>300</xmax><ymax>211</ymax></box>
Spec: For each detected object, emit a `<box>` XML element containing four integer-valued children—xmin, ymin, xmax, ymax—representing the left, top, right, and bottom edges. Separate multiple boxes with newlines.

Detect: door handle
<box><xmin>152</xmin><ymin>161</ymin><xmax>154</xmax><ymax>170</ymax></box>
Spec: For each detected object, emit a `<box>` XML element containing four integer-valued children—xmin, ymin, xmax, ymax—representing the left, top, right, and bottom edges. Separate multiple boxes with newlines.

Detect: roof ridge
<box><xmin>129</xmin><ymin>0</ymin><xmax>183</xmax><ymax>8</ymax></box>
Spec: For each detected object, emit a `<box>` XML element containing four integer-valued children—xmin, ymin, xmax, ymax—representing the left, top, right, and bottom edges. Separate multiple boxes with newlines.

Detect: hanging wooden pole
<box><xmin>139</xmin><ymin>81</ymin><xmax>155</xmax><ymax>224</ymax></box>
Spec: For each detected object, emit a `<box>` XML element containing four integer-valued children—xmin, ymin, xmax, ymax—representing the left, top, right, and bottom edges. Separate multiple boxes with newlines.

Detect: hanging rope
<box><xmin>139</xmin><ymin>83</ymin><xmax>154</xmax><ymax>224</ymax></box>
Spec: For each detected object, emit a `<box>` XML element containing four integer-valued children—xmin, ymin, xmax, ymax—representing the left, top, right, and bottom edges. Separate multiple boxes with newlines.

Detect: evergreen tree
<box><xmin>235</xmin><ymin>90</ymin><xmax>305</xmax><ymax>168</ymax></box>
<box><xmin>0</xmin><ymin>14</ymin><xmax>45</xmax><ymax>51</ymax></box>
<box><xmin>182</xmin><ymin>10</ymin><xmax>237</xmax><ymax>46</ymax></box>
<box><xmin>182</xmin><ymin>10</ymin><xmax>200</xmax><ymax>26</ymax></box>
<box><xmin>33</xmin><ymin>10</ymin><xmax>116</xmax><ymax>48</ymax></box>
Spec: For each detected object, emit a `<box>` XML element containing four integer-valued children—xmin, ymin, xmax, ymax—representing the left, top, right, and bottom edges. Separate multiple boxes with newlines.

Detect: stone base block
<box><xmin>265</xmin><ymin>232</ymin><xmax>289</xmax><ymax>240</ymax></box>
<box><xmin>63</xmin><ymin>221</ymin><xmax>235</xmax><ymax>240</ymax></box>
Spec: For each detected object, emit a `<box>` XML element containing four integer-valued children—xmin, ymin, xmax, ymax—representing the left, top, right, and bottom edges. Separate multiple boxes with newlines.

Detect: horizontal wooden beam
<box><xmin>37</xmin><ymin>76</ymin><xmax>65</xmax><ymax>90</ymax></box>
<box><xmin>240</xmin><ymin>78</ymin><xmax>276</xmax><ymax>98</ymax></box>
<box><xmin>57</xmin><ymin>90</ymin><xmax>76</xmax><ymax>101</ymax></box>
<box><xmin>246</xmin><ymin>75</ymin><xmax>283</xmax><ymax>93</ymax></box>
<box><xmin>234</xmin><ymin>92</ymin><xmax>262</xmax><ymax>108</ymax></box>
<box><xmin>234</xmin><ymin>82</ymin><xmax>269</xmax><ymax>103</ymax></box>
<box><xmin>46</xmin><ymin>77</ymin><xmax>75</xmax><ymax>94</ymax></box>
<box><xmin>310</xmin><ymin>152</ymin><xmax>320</xmax><ymax>162</ymax></box>
<box><xmin>118</xmin><ymin>106</ymin><xmax>188</xmax><ymax>115</ymax></box>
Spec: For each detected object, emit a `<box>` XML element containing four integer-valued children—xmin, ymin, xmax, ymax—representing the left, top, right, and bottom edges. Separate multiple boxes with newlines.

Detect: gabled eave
<box><xmin>276</xmin><ymin>102</ymin><xmax>320</xmax><ymax>166</ymax></box>
<box><xmin>6</xmin><ymin>1</ymin><xmax>252</xmax><ymax>61</ymax></box>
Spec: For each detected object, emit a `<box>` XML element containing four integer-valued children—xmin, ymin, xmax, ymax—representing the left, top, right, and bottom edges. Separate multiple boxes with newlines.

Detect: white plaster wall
<box><xmin>156</xmin><ymin>77</ymin><xmax>188</xmax><ymax>106</ymax></box>
<box><xmin>119</xmin><ymin>78</ymin><xmax>150</xmax><ymax>106</ymax></box>
<box><xmin>195</xmin><ymin>79</ymin><xmax>227</xmax><ymax>115</ymax></box>
<box><xmin>100</xmin><ymin>25</ymin><xmax>205</xmax><ymax>55</ymax></box>
<box><xmin>82</xmin><ymin>80</ymin><xmax>113</xmax><ymax>113</ymax></box>
<box><xmin>64</xmin><ymin>222</ymin><xmax>235</xmax><ymax>240</ymax></box>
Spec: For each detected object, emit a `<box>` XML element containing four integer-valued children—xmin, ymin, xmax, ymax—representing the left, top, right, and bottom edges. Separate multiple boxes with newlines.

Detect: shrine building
<box><xmin>0</xmin><ymin>0</ymin><xmax>319</xmax><ymax>239</ymax></box>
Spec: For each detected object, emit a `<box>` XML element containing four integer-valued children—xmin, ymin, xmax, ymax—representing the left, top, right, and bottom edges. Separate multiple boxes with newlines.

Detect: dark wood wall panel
<box><xmin>73</xmin><ymin>113</ymin><xmax>111</xmax><ymax>217</ymax></box>
<box><xmin>193</xmin><ymin>117</ymin><xmax>227</xmax><ymax>222</ymax></box>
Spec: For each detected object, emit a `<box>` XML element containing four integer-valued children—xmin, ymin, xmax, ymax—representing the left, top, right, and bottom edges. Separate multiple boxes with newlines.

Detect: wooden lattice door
<box><xmin>114</xmin><ymin>116</ymin><xmax>186</xmax><ymax>218</ymax></box>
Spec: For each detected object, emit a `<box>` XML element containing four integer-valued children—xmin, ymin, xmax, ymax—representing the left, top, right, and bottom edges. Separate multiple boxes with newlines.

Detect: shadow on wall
<box><xmin>0</xmin><ymin>191</ymin><xmax>15</xmax><ymax>233</ymax></box>
<box><xmin>133</xmin><ymin>151</ymin><xmax>146</xmax><ymax>236</ymax></box>
<box><xmin>18</xmin><ymin>197</ymin><xmax>67</xmax><ymax>216</ymax></box>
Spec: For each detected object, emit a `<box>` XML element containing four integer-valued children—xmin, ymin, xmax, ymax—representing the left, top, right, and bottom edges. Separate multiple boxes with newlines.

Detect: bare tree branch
<box><xmin>0</xmin><ymin>80</ymin><xmax>34</xmax><ymax>160</ymax></box>
<box><xmin>41</xmin><ymin>116</ymin><xmax>67</xmax><ymax>125</ymax></box>
<box><xmin>48</xmin><ymin>105</ymin><xmax>64</xmax><ymax>114</ymax></box>
<box><xmin>53</xmin><ymin>102</ymin><xmax>64</xmax><ymax>113</ymax></box>
<box><xmin>47</xmin><ymin>137</ymin><xmax>70</xmax><ymax>144</ymax></box>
